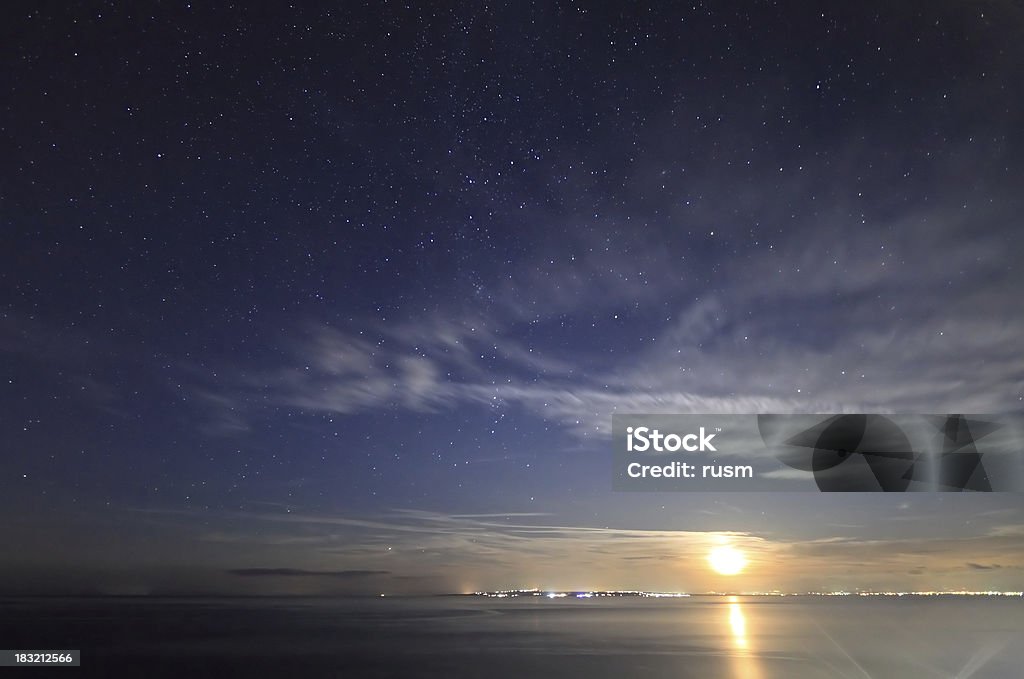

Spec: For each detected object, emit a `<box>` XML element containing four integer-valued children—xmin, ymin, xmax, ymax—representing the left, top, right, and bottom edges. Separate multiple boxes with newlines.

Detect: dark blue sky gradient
<box><xmin>3</xmin><ymin>1</ymin><xmax>1023</xmax><ymax>595</ymax></box>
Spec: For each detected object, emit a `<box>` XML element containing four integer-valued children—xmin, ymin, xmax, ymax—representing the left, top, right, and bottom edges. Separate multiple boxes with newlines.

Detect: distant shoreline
<box><xmin>3</xmin><ymin>590</ymin><xmax>1022</xmax><ymax>600</ymax></box>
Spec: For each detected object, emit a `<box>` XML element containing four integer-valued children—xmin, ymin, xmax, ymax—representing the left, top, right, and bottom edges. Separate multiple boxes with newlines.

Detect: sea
<box><xmin>1</xmin><ymin>595</ymin><xmax>1021</xmax><ymax>677</ymax></box>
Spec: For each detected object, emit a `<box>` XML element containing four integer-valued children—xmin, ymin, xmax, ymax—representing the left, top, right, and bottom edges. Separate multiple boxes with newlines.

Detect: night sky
<box><xmin>3</xmin><ymin>1</ymin><xmax>1024</xmax><ymax>596</ymax></box>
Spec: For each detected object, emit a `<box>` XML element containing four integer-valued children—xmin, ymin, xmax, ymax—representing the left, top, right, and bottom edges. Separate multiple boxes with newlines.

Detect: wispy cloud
<box><xmin>122</xmin><ymin>505</ymin><xmax>1024</xmax><ymax>593</ymax></box>
<box><xmin>176</xmin><ymin>164</ymin><xmax>1023</xmax><ymax>449</ymax></box>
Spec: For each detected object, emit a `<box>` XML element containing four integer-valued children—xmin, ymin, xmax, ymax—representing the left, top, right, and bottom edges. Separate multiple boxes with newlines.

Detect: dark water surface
<box><xmin>1</xmin><ymin>596</ymin><xmax>1021</xmax><ymax>677</ymax></box>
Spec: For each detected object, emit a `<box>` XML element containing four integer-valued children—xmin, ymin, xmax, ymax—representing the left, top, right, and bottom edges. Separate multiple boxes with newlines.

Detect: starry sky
<box><xmin>3</xmin><ymin>1</ymin><xmax>1024</xmax><ymax>596</ymax></box>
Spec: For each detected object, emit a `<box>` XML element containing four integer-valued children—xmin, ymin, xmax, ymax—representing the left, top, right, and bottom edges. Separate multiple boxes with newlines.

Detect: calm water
<box><xmin>1</xmin><ymin>596</ymin><xmax>1021</xmax><ymax>677</ymax></box>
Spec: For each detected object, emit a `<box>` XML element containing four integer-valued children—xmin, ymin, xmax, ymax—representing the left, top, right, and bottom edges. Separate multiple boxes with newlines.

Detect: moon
<box><xmin>708</xmin><ymin>546</ymin><xmax>747</xmax><ymax>575</ymax></box>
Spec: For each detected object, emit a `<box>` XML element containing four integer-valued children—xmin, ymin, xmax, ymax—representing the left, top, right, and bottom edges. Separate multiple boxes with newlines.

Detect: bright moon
<box><xmin>708</xmin><ymin>546</ymin><xmax>747</xmax><ymax>575</ymax></box>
